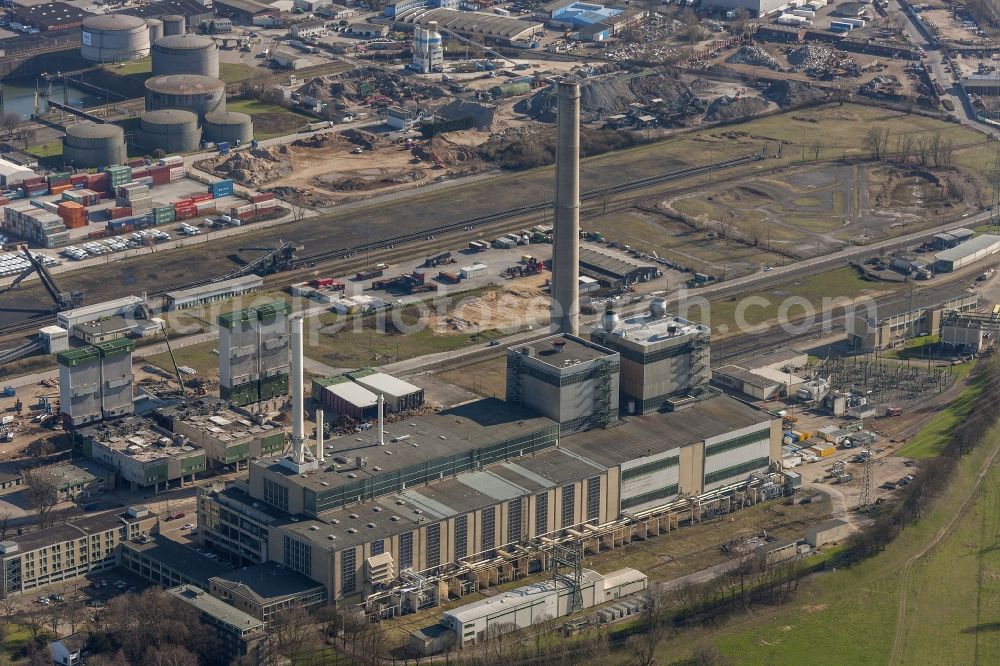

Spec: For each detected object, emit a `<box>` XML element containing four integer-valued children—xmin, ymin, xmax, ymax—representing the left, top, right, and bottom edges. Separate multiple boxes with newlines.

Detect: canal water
<box><xmin>0</xmin><ymin>79</ymin><xmax>96</xmax><ymax>119</ymax></box>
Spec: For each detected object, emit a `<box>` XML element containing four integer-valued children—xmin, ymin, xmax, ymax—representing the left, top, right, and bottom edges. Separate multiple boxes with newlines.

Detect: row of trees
<box><xmin>863</xmin><ymin>126</ymin><xmax>957</xmax><ymax>168</ymax></box>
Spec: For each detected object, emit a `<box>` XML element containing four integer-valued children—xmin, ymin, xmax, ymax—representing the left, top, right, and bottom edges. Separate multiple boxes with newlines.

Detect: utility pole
<box><xmin>859</xmin><ymin>444</ymin><xmax>874</xmax><ymax>509</ymax></box>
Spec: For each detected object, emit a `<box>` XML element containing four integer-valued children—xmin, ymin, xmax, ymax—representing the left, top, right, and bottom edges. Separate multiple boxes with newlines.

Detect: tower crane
<box><xmin>0</xmin><ymin>246</ymin><xmax>83</xmax><ymax>311</ymax></box>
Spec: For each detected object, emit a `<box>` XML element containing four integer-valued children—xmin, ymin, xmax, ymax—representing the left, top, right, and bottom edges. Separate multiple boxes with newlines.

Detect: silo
<box><xmin>204</xmin><ymin>112</ymin><xmax>253</xmax><ymax>145</ymax></box>
<box><xmin>145</xmin><ymin>74</ymin><xmax>227</xmax><ymax>119</ymax></box>
<box><xmin>162</xmin><ymin>15</ymin><xmax>186</xmax><ymax>36</ymax></box>
<box><xmin>137</xmin><ymin>109</ymin><xmax>201</xmax><ymax>153</ymax></box>
<box><xmin>63</xmin><ymin>121</ymin><xmax>127</xmax><ymax>168</ymax></box>
<box><xmin>80</xmin><ymin>14</ymin><xmax>150</xmax><ymax>63</ymax></box>
<box><xmin>152</xmin><ymin>35</ymin><xmax>220</xmax><ymax>78</ymax></box>
<box><xmin>147</xmin><ymin>18</ymin><xmax>164</xmax><ymax>44</ymax></box>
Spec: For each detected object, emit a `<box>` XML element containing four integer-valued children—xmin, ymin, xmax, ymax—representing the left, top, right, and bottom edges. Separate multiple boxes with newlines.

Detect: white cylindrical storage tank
<box><xmin>137</xmin><ymin>109</ymin><xmax>201</xmax><ymax>153</ymax></box>
<box><xmin>152</xmin><ymin>34</ymin><xmax>220</xmax><ymax>78</ymax></box>
<box><xmin>80</xmin><ymin>14</ymin><xmax>150</xmax><ymax>63</ymax></box>
<box><xmin>63</xmin><ymin>121</ymin><xmax>127</xmax><ymax>168</ymax></box>
<box><xmin>203</xmin><ymin>111</ymin><xmax>253</xmax><ymax>144</ymax></box>
<box><xmin>145</xmin><ymin>74</ymin><xmax>226</xmax><ymax>119</ymax></box>
<box><xmin>162</xmin><ymin>15</ymin><xmax>186</xmax><ymax>36</ymax></box>
<box><xmin>147</xmin><ymin>18</ymin><xmax>164</xmax><ymax>44</ymax></box>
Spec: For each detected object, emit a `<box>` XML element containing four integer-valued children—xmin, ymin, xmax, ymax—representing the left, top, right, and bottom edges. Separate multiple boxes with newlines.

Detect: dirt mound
<box><xmin>412</xmin><ymin>136</ymin><xmax>479</xmax><ymax>165</ymax></box>
<box><xmin>214</xmin><ymin>145</ymin><xmax>291</xmax><ymax>186</ymax></box>
<box><xmin>705</xmin><ymin>95</ymin><xmax>769</xmax><ymax>122</ymax></box>
<box><xmin>292</xmin><ymin>132</ymin><xmax>346</xmax><ymax>149</ymax></box>
<box><xmin>428</xmin><ymin>279</ymin><xmax>549</xmax><ymax>333</ymax></box>
<box><xmin>315</xmin><ymin>168</ymin><xmax>425</xmax><ymax>192</ymax></box>
<box><xmin>763</xmin><ymin>80</ymin><xmax>827</xmax><ymax>107</ymax></box>
<box><xmin>297</xmin><ymin>77</ymin><xmax>332</xmax><ymax>101</ymax></box>
<box><xmin>264</xmin><ymin>185</ymin><xmax>335</xmax><ymax>209</ymax></box>
<box><xmin>727</xmin><ymin>44</ymin><xmax>780</xmax><ymax>69</ymax></box>
<box><xmin>341</xmin><ymin>128</ymin><xmax>382</xmax><ymax>150</ymax></box>
<box><xmin>433</xmin><ymin>98</ymin><xmax>496</xmax><ymax>131</ymax></box>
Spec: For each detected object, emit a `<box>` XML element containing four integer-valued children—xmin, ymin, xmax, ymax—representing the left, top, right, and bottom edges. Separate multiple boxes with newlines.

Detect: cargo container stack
<box><xmin>191</xmin><ymin>192</ymin><xmax>216</xmax><ymax>216</ymax></box>
<box><xmin>62</xmin><ymin>189</ymin><xmax>101</xmax><ymax>206</ymax></box>
<box><xmin>117</xmin><ymin>183</ymin><xmax>152</xmax><ymax>213</ymax></box>
<box><xmin>18</xmin><ymin>176</ymin><xmax>47</xmax><ymax>198</ymax></box>
<box><xmin>84</xmin><ymin>172</ymin><xmax>109</xmax><ymax>194</ymax></box>
<box><xmin>153</xmin><ymin>205</ymin><xmax>175</xmax><ymax>225</ymax></box>
<box><xmin>57</xmin><ymin>201</ymin><xmax>87</xmax><ymax>229</ymax></box>
<box><xmin>174</xmin><ymin>198</ymin><xmax>197</xmax><ymax>220</ymax></box>
<box><xmin>209</xmin><ymin>179</ymin><xmax>233</xmax><ymax>198</ymax></box>
<box><xmin>3</xmin><ymin>200</ymin><xmax>69</xmax><ymax>247</ymax></box>
<box><xmin>106</xmin><ymin>165</ymin><xmax>132</xmax><ymax>190</ymax></box>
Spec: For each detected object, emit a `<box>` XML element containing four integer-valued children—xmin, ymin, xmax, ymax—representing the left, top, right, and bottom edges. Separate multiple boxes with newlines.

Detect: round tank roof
<box><xmin>82</xmin><ymin>14</ymin><xmax>146</xmax><ymax>31</ymax></box>
<box><xmin>147</xmin><ymin>18</ymin><xmax>163</xmax><ymax>25</ymax></box>
<box><xmin>153</xmin><ymin>34</ymin><xmax>215</xmax><ymax>50</ymax></box>
<box><xmin>205</xmin><ymin>111</ymin><xmax>251</xmax><ymax>126</ymax></box>
<box><xmin>145</xmin><ymin>74</ymin><xmax>226</xmax><ymax>94</ymax></box>
<box><xmin>162</xmin><ymin>14</ymin><xmax>184</xmax><ymax>20</ymax></box>
<box><xmin>66</xmin><ymin>121</ymin><xmax>124</xmax><ymax>139</ymax></box>
<box><xmin>141</xmin><ymin>109</ymin><xmax>199</xmax><ymax>125</ymax></box>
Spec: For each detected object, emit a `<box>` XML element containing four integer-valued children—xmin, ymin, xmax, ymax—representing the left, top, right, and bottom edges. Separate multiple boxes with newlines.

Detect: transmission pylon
<box><xmin>551</xmin><ymin>541</ymin><xmax>583</xmax><ymax>612</ymax></box>
<box><xmin>859</xmin><ymin>445</ymin><xmax>874</xmax><ymax>509</ymax></box>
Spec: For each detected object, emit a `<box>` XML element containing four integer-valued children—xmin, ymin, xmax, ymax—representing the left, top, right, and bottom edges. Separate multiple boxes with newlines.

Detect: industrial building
<box><xmin>74</xmin><ymin>416</ymin><xmax>207</xmax><ymax>491</ymax></box>
<box><xmin>590</xmin><ymin>302</ymin><xmax>710</xmax><ymax>414</ymax></box>
<box><xmin>346</xmin><ymin>369</ymin><xmax>425</xmax><ymax>413</ymax></box>
<box><xmin>506</xmin><ymin>334</ymin><xmax>619</xmax><ymax>433</ymax></box>
<box><xmin>313</xmin><ymin>376</ymin><xmax>380</xmax><ymax>421</ymax></box>
<box><xmin>145</xmin><ymin>74</ymin><xmax>227</xmax><ymax>119</ymax></box>
<box><xmin>208</xmin><ymin>563</ymin><xmax>328</xmax><ymax>623</ymax></box>
<box><xmin>38</xmin><ymin>325</ymin><xmax>70</xmax><ymax>354</ymax></box>
<box><xmin>80</xmin><ymin>14</ymin><xmax>150</xmax><ymax>62</ymax></box>
<box><xmin>441</xmin><ymin>567</ymin><xmax>646</xmax><ymax>648</ymax></box>
<box><xmin>56</xmin><ymin>295</ymin><xmax>148</xmax><ymax>331</ymax></box>
<box><xmin>151</xmin><ymin>34</ymin><xmax>220</xmax><ymax>78</ymax></box>
<box><xmin>940</xmin><ymin>311</ymin><xmax>1000</xmax><ymax>353</ymax></box>
<box><xmin>934</xmin><ymin>234</ymin><xmax>1000</xmax><ymax>272</ymax></box>
<box><xmin>579</xmin><ymin>247</ymin><xmax>659</xmax><ymax>289</ymax></box>
<box><xmin>218</xmin><ymin>301</ymin><xmax>292</xmax><ymax>406</ymax></box>
<box><xmin>153</xmin><ymin>400</ymin><xmax>286</xmax><ymax>470</ymax></box>
<box><xmin>164</xmin><ymin>275</ymin><xmax>263</xmax><ymax>310</ymax></box>
<box><xmin>847</xmin><ymin>292</ymin><xmax>979</xmax><ymax>350</ymax></box>
<box><xmin>412</xmin><ymin>21</ymin><xmax>444</xmax><ymax>73</ymax></box>
<box><xmin>805</xmin><ymin>518</ymin><xmax>851</xmax><ymax>548</ymax></box>
<box><xmin>290</xmin><ymin>19</ymin><xmax>326</xmax><ymax>39</ymax></box>
<box><xmin>57</xmin><ymin>339</ymin><xmax>135</xmax><ymax>427</ymax></box>
<box><xmin>203</xmin><ymin>112</ymin><xmax>254</xmax><ymax>145</ymax></box>
<box><xmin>12</xmin><ymin>2</ymin><xmax>91</xmax><ymax>33</ymax></box>
<box><xmin>0</xmin><ymin>157</ymin><xmax>35</xmax><ymax>188</ymax></box>
<box><xmin>699</xmin><ymin>0</ymin><xmax>788</xmax><ymax>18</ymax></box>
<box><xmin>73</xmin><ymin>315</ymin><xmax>133</xmax><ymax>344</ymax></box>
<box><xmin>23</xmin><ymin>459</ymin><xmax>116</xmax><ymax>502</ymax></box>
<box><xmin>213</xmin><ymin>0</ymin><xmax>275</xmax><ymax>24</ymax></box>
<box><xmin>62</xmin><ymin>122</ymin><xmax>128</xmax><ymax>169</ymax></box>
<box><xmin>932</xmin><ymin>227</ymin><xmax>975</xmax><ymax>249</ymax></box>
<box><xmin>711</xmin><ymin>350</ymin><xmax>808</xmax><ymax>401</ymax></box>
<box><xmin>393</xmin><ymin>8</ymin><xmax>544</xmax><ymax>45</ymax></box>
<box><xmin>0</xmin><ymin>506</ymin><xmax>157</xmax><ymax>598</ymax></box>
<box><xmin>168</xmin><ymin>585</ymin><xmax>268</xmax><ymax>663</ymax></box>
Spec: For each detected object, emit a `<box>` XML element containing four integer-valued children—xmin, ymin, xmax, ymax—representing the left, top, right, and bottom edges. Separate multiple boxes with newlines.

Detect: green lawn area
<box><xmin>2</xmin><ymin>622</ymin><xmax>46</xmax><ymax>661</ymax></box>
<box><xmin>219</xmin><ymin>62</ymin><xmax>261</xmax><ymax>84</ymax></box>
<box><xmin>899</xmin><ymin>363</ymin><xmax>981</xmax><ymax>459</ymax></box>
<box><xmin>27</xmin><ymin>142</ymin><xmax>63</xmax><ymax>158</ymax></box>
<box><xmin>104</xmin><ymin>56</ymin><xmax>151</xmax><ymax>76</ymax></box>
<box><xmin>143</xmin><ymin>339</ymin><xmax>220</xmax><ymax>378</ymax></box>
<box><xmin>226</xmin><ymin>99</ymin><xmax>313</xmax><ymax>140</ymax></box>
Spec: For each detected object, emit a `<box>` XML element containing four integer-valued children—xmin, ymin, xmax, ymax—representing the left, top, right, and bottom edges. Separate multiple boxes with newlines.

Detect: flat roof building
<box><xmin>121</xmin><ymin>534</ymin><xmax>232</xmax><ymax>588</ymax></box>
<box><xmin>208</xmin><ymin>562</ymin><xmax>327</xmax><ymax>623</ymax></box>
<box><xmin>164</xmin><ymin>275</ymin><xmax>263</xmax><ymax>310</ymax></box>
<box><xmin>579</xmin><ymin>247</ymin><xmax>659</xmax><ymax>289</ymax></box>
<box><xmin>11</xmin><ymin>2</ymin><xmax>91</xmax><ymax>32</ymax></box>
<box><xmin>168</xmin><ymin>584</ymin><xmax>267</xmax><ymax>663</ymax></box>
<box><xmin>56</xmin><ymin>295</ymin><xmax>148</xmax><ymax>331</ymax></box>
<box><xmin>213</xmin><ymin>0</ymin><xmax>274</xmax><ymax>23</ymax></box>
<box><xmin>935</xmin><ymin>234</ymin><xmax>1000</xmax><ymax>272</ymax></box>
<box><xmin>73</xmin><ymin>315</ymin><xmax>133</xmax><ymax>344</ymax></box>
<box><xmin>394</xmin><ymin>8</ymin><xmax>543</xmax><ymax>44</ymax></box>
<box><xmin>847</xmin><ymin>292</ymin><xmax>979</xmax><ymax>350</ymax></box>
<box><xmin>316</xmin><ymin>377</ymin><xmax>380</xmax><ymax>421</ymax></box>
<box><xmin>347</xmin><ymin>370</ymin><xmax>424</xmax><ymax>413</ymax></box>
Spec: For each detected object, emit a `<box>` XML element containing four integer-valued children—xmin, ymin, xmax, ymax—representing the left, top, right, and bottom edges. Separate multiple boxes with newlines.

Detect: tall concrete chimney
<box><xmin>316</xmin><ymin>408</ymin><xmax>325</xmax><ymax>463</ymax></box>
<box><xmin>375</xmin><ymin>393</ymin><xmax>385</xmax><ymax>446</ymax></box>
<box><xmin>290</xmin><ymin>314</ymin><xmax>305</xmax><ymax>465</ymax></box>
<box><xmin>552</xmin><ymin>80</ymin><xmax>580</xmax><ymax>336</ymax></box>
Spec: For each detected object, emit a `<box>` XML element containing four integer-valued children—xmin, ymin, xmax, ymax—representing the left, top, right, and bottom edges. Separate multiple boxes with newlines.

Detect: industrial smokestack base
<box><xmin>552</xmin><ymin>80</ymin><xmax>580</xmax><ymax>336</ymax></box>
<box><xmin>280</xmin><ymin>314</ymin><xmax>318</xmax><ymax>473</ymax></box>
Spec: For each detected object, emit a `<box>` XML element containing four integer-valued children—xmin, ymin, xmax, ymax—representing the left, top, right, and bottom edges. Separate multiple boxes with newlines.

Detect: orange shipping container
<box><xmin>50</xmin><ymin>184</ymin><xmax>73</xmax><ymax>195</ymax></box>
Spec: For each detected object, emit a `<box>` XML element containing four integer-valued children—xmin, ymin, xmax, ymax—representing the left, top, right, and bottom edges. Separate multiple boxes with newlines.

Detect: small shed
<box><xmin>805</xmin><ymin>518</ymin><xmax>851</xmax><ymax>548</ymax></box>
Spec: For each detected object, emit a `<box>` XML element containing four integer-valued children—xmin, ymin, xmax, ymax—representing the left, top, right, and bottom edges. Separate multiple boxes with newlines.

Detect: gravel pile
<box><xmin>788</xmin><ymin>45</ymin><xmax>833</xmax><ymax>69</ymax></box>
<box><xmin>727</xmin><ymin>44</ymin><xmax>780</xmax><ymax>69</ymax></box>
<box><xmin>705</xmin><ymin>95</ymin><xmax>769</xmax><ymax>122</ymax></box>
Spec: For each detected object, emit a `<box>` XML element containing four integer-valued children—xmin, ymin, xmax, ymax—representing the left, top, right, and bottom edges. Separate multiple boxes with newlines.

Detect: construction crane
<box><xmin>158</xmin><ymin>321</ymin><xmax>186</xmax><ymax>396</ymax></box>
<box><xmin>225</xmin><ymin>240</ymin><xmax>301</xmax><ymax>279</ymax></box>
<box><xmin>0</xmin><ymin>246</ymin><xmax>83</xmax><ymax>311</ymax></box>
<box><xmin>435</xmin><ymin>24</ymin><xmax>518</xmax><ymax>68</ymax></box>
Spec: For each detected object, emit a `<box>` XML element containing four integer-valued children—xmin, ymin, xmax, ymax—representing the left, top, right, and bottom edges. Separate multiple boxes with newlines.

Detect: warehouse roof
<box><xmin>713</xmin><ymin>365</ymin><xmax>782</xmax><ymax>390</ymax></box>
<box><xmin>561</xmin><ymin>394</ymin><xmax>772</xmax><ymax>468</ymax></box>
<box><xmin>0</xmin><ymin>158</ymin><xmax>34</xmax><ymax>178</ymax></box>
<box><xmin>74</xmin><ymin>315</ymin><xmax>133</xmax><ymax>338</ymax></box>
<box><xmin>169</xmin><ymin>585</ymin><xmax>264</xmax><ymax>632</ymax></box>
<box><xmin>512</xmin><ymin>334</ymin><xmax>618</xmax><ymax>369</ymax></box>
<box><xmin>13</xmin><ymin>2</ymin><xmax>93</xmax><ymax>29</ymax></box>
<box><xmin>350</xmin><ymin>372</ymin><xmax>421</xmax><ymax>398</ymax></box>
<box><xmin>395</xmin><ymin>8</ymin><xmax>543</xmax><ymax>40</ymax></box>
<box><xmin>325</xmin><ymin>381</ymin><xmax>378</xmax><ymax>408</ymax></box>
<box><xmin>935</xmin><ymin>234</ymin><xmax>1000</xmax><ymax>264</ymax></box>
<box><xmin>580</xmin><ymin>247</ymin><xmax>657</xmax><ymax>279</ymax></box>
<box><xmin>213</xmin><ymin>0</ymin><xmax>274</xmax><ymax>14</ymax></box>
<box><xmin>875</xmin><ymin>290</ymin><xmax>977</xmax><ymax>321</ymax></box>
<box><xmin>126</xmin><ymin>0</ymin><xmax>212</xmax><ymax>20</ymax></box>
<box><xmin>165</xmin><ymin>275</ymin><xmax>263</xmax><ymax>304</ymax></box>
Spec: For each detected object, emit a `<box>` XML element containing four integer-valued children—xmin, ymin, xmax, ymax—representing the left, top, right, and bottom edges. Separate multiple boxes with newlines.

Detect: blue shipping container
<box><xmin>209</xmin><ymin>179</ymin><xmax>234</xmax><ymax>197</ymax></box>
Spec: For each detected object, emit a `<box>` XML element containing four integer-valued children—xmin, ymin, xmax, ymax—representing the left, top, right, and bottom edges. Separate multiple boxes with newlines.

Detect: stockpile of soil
<box><xmin>705</xmin><ymin>95</ymin><xmax>769</xmax><ymax>122</ymax></box>
<box><xmin>264</xmin><ymin>185</ymin><xmax>335</xmax><ymax>209</ymax></box>
<box><xmin>298</xmin><ymin>77</ymin><xmax>333</xmax><ymax>101</ymax></box>
<box><xmin>480</xmin><ymin>124</ymin><xmax>644</xmax><ymax>169</ymax></box>
<box><xmin>412</xmin><ymin>136</ymin><xmax>479</xmax><ymax>165</ymax></box>
<box><xmin>341</xmin><ymin>128</ymin><xmax>382</xmax><ymax>150</ymax></box>
<box><xmin>764</xmin><ymin>80</ymin><xmax>827</xmax><ymax>107</ymax></box>
<box><xmin>316</xmin><ymin>168</ymin><xmax>425</xmax><ymax>192</ymax></box>
<box><xmin>214</xmin><ymin>145</ymin><xmax>291</xmax><ymax>186</ymax></box>
<box><xmin>291</xmin><ymin>132</ymin><xmax>345</xmax><ymax>149</ymax></box>
<box><xmin>433</xmin><ymin>99</ymin><xmax>497</xmax><ymax>131</ymax></box>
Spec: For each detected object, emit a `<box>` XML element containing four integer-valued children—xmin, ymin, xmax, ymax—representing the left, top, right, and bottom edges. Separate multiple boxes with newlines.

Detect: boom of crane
<box><xmin>223</xmin><ymin>240</ymin><xmax>301</xmax><ymax>279</ymax></box>
<box><xmin>0</xmin><ymin>246</ymin><xmax>84</xmax><ymax>312</ymax></box>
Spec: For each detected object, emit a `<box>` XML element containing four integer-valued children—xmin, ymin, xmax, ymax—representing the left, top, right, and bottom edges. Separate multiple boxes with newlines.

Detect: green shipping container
<box><xmin>154</xmin><ymin>206</ymin><xmax>175</xmax><ymax>223</ymax></box>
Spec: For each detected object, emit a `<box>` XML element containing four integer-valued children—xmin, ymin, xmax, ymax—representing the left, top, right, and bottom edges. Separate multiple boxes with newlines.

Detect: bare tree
<box><xmin>17</xmin><ymin>128</ymin><xmax>37</xmax><ymax>151</ymax></box>
<box><xmin>270</xmin><ymin>604</ymin><xmax>315</xmax><ymax>661</ymax></box>
<box><xmin>915</xmin><ymin>136</ymin><xmax>929</xmax><ymax>166</ymax></box>
<box><xmin>863</xmin><ymin>126</ymin><xmax>891</xmax><ymax>161</ymax></box>
<box><xmin>811</xmin><ymin>139</ymin><xmax>821</xmax><ymax>161</ymax></box>
<box><xmin>940</xmin><ymin>137</ymin><xmax>955</xmax><ymax>168</ymax></box>
<box><xmin>23</xmin><ymin>468</ymin><xmax>60</xmax><ymax>529</ymax></box>
<box><xmin>142</xmin><ymin>644</ymin><xmax>198</xmax><ymax>666</ymax></box>
<box><xmin>0</xmin><ymin>509</ymin><xmax>10</xmax><ymax>541</ymax></box>
<box><xmin>2</xmin><ymin>112</ymin><xmax>20</xmax><ymax>138</ymax></box>
<box><xmin>929</xmin><ymin>132</ymin><xmax>942</xmax><ymax>167</ymax></box>
<box><xmin>633</xmin><ymin>586</ymin><xmax>671</xmax><ymax>666</ymax></box>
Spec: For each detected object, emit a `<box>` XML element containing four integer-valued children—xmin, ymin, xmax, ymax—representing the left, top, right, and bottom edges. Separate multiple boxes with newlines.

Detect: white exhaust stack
<box><xmin>291</xmin><ymin>315</ymin><xmax>305</xmax><ymax>465</ymax></box>
<box><xmin>375</xmin><ymin>393</ymin><xmax>385</xmax><ymax>446</ymax></box>
<box><xmin>552</xmin><ymin>80</ymin><xmax>580</xmax><ymax>336</ymax></box>
<box><xmin>316</xmin><ymin>408</ymin><xmax>325</xmax><ymax>463</ymax></box>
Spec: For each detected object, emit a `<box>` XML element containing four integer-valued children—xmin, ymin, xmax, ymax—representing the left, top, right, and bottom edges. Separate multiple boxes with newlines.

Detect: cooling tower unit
<box><xmin>147</xmin><ymin>18</ymin><xmax>164</xmax><ymax>44</ymax></box>
<box><xmin>551</xmin><ymin>80</ymin><xmax>581</xmax><ymax>336</ymax></box>
<box><xmin>80</xmin><ymin>14</ymin><xmax>150</xmax><ymax>63</ymax></box>
<box><xmin>162</xmin><ymin>15</ymin><xmax>186</xmax><ymax>36</ymax></box>
<box><xmin>152</xmin><ymin>34</ymin><xmax>220</xmax><ymax>78</ymax></box>
<box><xmin>63</xmin><ymin>121</ymin><xmax>127</xmax><ymax>168</ymax></box>
<box><xmin>145</xmin><ymin>74</ymin><xmax>226</xmax><ymax>119</ymax></box>
<box><xmin>203</xmin><ymin>111</ymin><xmax>253</xmax><ymax>145</ymax></box>
<box><xmin>137</xmin><ymin>109</ymin><xmax>201</xmax><ymax>153</ymax></box>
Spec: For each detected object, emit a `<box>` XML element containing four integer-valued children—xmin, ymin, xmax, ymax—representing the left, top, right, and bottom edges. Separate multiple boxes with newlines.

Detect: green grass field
<box><xmin>104</xmin><ymin>56</ymin><xmax>151</xmax><ymax>76</ymax></box>
<box><xmin>144</xmin><ymin>339</ymin><xmax>220</xmax><ymax>378</ymax></box>
<box><xmin>26</xmin><ymin>142</ymin><xmax>63</xmax><ymax>158</ymax></box>
<box><xmin>899</xmin><ymin>364</ymin><xmax>982</xmax><ymax>459</ymax></box>
<box><xmin>219</xmin><ymin>62</ymin><xmax>261</xmax><ymax>83</ymax></box>
<box><xmin>226</xmin><ymin>99</ymin><xmax>313</xmax><ymax>140</ymax></box>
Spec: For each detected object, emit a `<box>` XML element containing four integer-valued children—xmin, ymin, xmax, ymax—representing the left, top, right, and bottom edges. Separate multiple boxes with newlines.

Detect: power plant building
<box><xmin>846</xmin><ymin>292</ymin><xmax>979</xmax><ymax>350</ymax></box>
<box><xmin>218</xmin><ymin>301</ymin><xmax>292</xmax><ymax>406</ymax></box>
<box><xmin>152</xmin><ymin>34</ymin><xmax>220</xmax><ymax>78</ymax></box>
<box><xmin>57</xmin><ymin>339</ymin><xmax>135</xmax><ymax>427</ymax></box>
<box><xmin>145</xmin><ymin>74</ymin><xmax>227</xmax><ymax>119</ymax></box>
<box><xmin>506</xmin><ymin>334</ymin><xmax>619</xmax><ymax>434</ymax></box>
<box><xmin>80</xmin><ymin>14</ymin><xmax>151</xmax><ymax>62</ymax></box>
<box><xmin>137</xmin><ymin>109</ymin><xmax>202</xmax><ymax>154</ymax></box>
<box><xmin>346</xmin><ymin>370</ymin><xmax>424</xmax><ymax>413</ymax></box>
<box><xmin>153</xmin><ymin>401</ymin><xmax>286</xmax><ymax>470</ymax></box>
<box><xmin>62</xmin><ymin>122</ymin><xmax>127</xmax><ymax>168</ymax></box>
<box><xmin>591</xmin><ymin>303</ymin><xmax>711</xmax><ymax>414</ymax></box>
